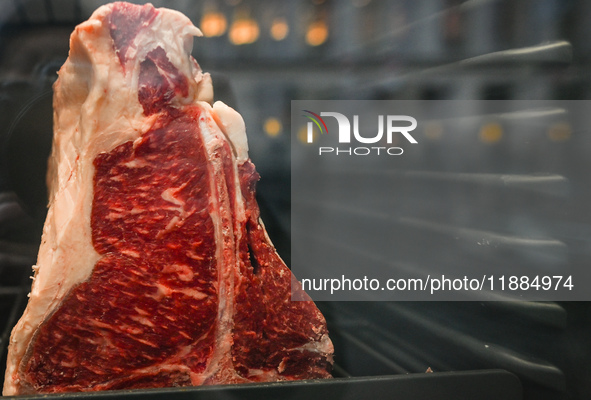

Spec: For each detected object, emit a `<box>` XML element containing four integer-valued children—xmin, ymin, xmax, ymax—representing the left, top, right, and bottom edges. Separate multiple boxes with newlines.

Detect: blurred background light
<box><xmin>298</xmin><ymin>125</ymin><xmax>314</xmax><ymax>144</ymax></box>
<box><xmin>547</xmin><ymin>122</ymin><xmax>572</xmax><ymax>142</ymax></box>
<box><xmin>424</xmin><ymin>122</ymin><xmax>443</xmax><ymax>140</ymax></box>
<box><xmin>229</xmin><ymin>11</ymin><xmax>260</xmax><ymax>45</ymax></box>
<box><xmin>270</xmin><ymin>17</ymin><xmax>289</xmax><ymax>41</ymax></box>
<box><xmin>200</xmin><ymin>11</ymin><xmax>228</xmax><ymax>37</ymax></box>
<box><xmin>306</xmin><ymin>20</ymin><xmax>329</xmax><ymax>46</ymax></box>
<box><xmin>264</xmin><ymin>117</ymin><xmax>283</xmax><ymax>137</ymax></box>
<box><xmin>479</xmin><ymin>122</ymin><xmax>503</xmax><ymax>144</ymax></box>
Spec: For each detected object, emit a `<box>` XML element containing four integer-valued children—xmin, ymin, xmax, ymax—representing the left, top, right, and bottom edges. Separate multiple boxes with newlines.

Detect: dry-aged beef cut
<box><xmin>3</xmin><ymin>2</ymin><xmax>333</xmax><ymax>395</ymax></box>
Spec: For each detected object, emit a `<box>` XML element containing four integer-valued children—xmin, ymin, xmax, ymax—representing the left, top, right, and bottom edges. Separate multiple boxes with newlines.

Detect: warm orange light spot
<box><xmin>264</xmin><ymin>117</ymin><xmax>282</xmax><ymax>137</ymax></box>
<box><xmin>306</xmin><ymin>20</ymin><xmax>329</xmax><ymax>46</ymax></box>
<box><xmin>424</xmin><ymin>122</ymin><xmax>443</xmax><ymax>140</ymax></box>
<box><xmin>298</xmin><ymin>125</ymin><xmax>315</xmax><ymax>144</ymax></box>
<box><xmin>270</xmin><ymin>17</ymin><xmax>289</xmax><ymax>41</ymax></box>
<box><xmin>200</xmin><ymin>12</ymin><xmax>227</xmax><ymax>37</ymax></box>
<box><xmin>547</xmin><ymin>122</ymin><xmax>572</xmax><ymax>142</ymax></box>
<box><xmin>479</xmin><ymin>122</ymin><xmax>503</xmax><ymax>144</ymax></box>
<box><xmin>229</xmin><ymin>17</ymin><xmax>260</xmax><ymax>45</ymax></box>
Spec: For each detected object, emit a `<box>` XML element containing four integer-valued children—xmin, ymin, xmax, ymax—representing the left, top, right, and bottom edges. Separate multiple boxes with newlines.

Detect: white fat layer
<box><xmin>212</xmin><ymin>102</ymin><xmax>249</xmax><ymax>163</ymax></box>
<box><xmin>294</xmin><ymin>333</ymin><xmax>335</xmax><ymax>356</ymax></box>
<box><xmin>2</xmin><ymin>2</ymin><xmax>243</xmax><ymax>395</ymax></box>
<box><xmin>193</xmin><ymin>109</ymin><xmax>245</xmax><ymax>384</ymax></box>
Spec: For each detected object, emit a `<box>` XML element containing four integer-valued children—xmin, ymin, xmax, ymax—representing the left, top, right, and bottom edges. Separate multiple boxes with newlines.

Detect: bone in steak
<box><xmin>3</xmin><ymin>2</ymin><xmax>333</xmax><ymax>395</ymax></box>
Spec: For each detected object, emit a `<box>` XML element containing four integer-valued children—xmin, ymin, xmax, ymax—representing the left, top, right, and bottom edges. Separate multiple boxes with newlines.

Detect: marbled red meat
<box><xmin>3</xmin><ymin>2</ymin><xmax>332</xmax><ymax>395</ymax></box>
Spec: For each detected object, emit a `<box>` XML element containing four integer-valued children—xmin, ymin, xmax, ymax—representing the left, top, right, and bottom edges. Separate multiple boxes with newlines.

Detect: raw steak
<box><xmin>3</xmin><ymin>2</ymin><xmax>333</xmax><ymax>395</ymax></box>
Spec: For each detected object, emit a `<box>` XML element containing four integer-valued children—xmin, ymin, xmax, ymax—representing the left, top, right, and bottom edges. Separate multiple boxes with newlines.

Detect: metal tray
<box><xmin>4</xmin><ymin>370</ymin><xmax>522</xmax><ymax>400</ymax></box>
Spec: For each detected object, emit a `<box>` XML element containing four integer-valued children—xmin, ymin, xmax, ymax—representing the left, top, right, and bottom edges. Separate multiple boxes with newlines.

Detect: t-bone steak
<box><xmin>3</xmin><ymin>2</ymin><xmax>333</xmax><ymax>395</ymax></box>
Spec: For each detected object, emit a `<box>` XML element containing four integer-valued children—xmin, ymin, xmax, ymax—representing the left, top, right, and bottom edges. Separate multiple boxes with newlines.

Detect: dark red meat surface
<box><xmin>15</xmin><ymin>2</ymin><xmax>332</xmax><ymax>393</ymax></box>
<box><xmin>24</xmin><ymin>109</ymin><xmax>219</xmax><ymax>392</ymax></box>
